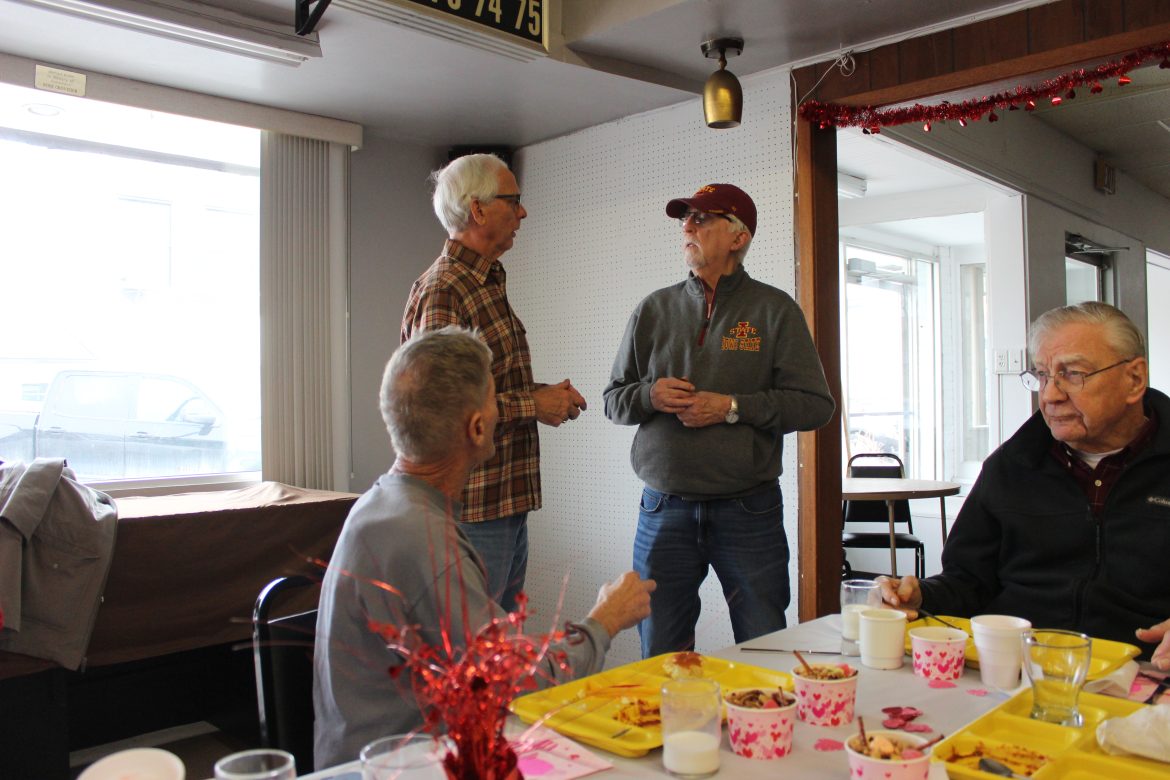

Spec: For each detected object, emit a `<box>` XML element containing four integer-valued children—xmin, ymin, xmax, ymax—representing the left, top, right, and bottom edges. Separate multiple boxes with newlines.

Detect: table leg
<box><xmin>887</xmin><ymin>500</ymin><xmax>898</xmax><ymax>577</ymax></box>
<box><xmin>939</xmin><ymin>496</ymin><xmax>948</xmax><ymax>544</ymax></box>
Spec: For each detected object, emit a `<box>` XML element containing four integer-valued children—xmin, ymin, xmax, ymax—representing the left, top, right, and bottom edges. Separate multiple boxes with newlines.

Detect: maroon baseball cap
<box><xmin>665</xmin><ymin>183</ymin><xmax>756</xmax><ymax>236</ymax></box>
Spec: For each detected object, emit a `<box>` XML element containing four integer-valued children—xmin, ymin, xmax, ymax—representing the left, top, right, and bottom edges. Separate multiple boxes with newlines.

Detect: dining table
<box><xmin>842</xmin><ymin>477</ymin><xmax>962</xmax><ymax>576</ymax></box>
<box><xmin>297</xmin><ymin>614</ymin><xmax>1015</xmax><ymax>779</ymax></box>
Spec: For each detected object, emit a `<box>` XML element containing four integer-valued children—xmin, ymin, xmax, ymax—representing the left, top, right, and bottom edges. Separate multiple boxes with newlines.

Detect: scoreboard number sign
<box><xmin>401</xmin><ymin>0</ymin><xmax>544</xmax><ymax>48</ymax></box>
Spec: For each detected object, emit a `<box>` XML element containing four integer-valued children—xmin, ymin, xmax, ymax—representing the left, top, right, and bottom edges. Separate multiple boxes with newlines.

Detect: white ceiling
<box><xmin>1</xmin><ymin>0</ymin><xmax>1164</xmax><ymax>244</ymax></box>
<box><xmin>0</xmin><ymin>0</ymin><xmax>1057</xmax><ymax>147</ymax></box>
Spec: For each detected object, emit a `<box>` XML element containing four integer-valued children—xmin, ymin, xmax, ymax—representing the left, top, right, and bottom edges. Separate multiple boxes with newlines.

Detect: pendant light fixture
<box><xmin>701</xmin><ymin>37</ymin><xmax>744</xmax><ymax>128</ymax></box>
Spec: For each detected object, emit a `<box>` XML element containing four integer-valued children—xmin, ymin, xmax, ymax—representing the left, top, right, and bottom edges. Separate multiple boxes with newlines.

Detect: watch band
<box><xmin>725</xmin><ymin>395</ymin><xmax>739</xmax><ymax>424</ymax></box>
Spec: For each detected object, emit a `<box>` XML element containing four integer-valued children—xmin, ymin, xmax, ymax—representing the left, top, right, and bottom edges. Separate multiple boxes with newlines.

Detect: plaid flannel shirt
<box><xmin>401</xmin><ymin>239</ymin><xmax>540</xmax><ymax>523</ymax></box>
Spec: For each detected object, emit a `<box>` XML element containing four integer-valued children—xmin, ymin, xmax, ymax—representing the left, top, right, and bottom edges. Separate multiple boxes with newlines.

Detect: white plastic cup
<box><xmin>970</xmin><ymin>614</ymin><xmax>1032</xmax><ymax>689</ymax></box>
<box><xmin>859</xmin><ymin>608</ymin><xmax>908</xmax><ymax>670</ymax></box>
<box><xmin>661</xmin><ymin>678</ymin><xmax>722</xmax><ymax>778</ymax></box>
<box><xmin>78</xmin><ymin>748</ymin><xmax>185</xmax><ymax>780</ymax></box>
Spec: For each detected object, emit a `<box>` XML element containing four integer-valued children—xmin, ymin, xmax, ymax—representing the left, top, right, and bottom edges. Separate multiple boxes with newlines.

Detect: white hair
<box><xmin>1028</xmin><ymin>301</ymin><xmax>1146</xmax><ymax>360</ymax></box>
<box><xmin>429</xmin><ymin>153</ymin><xmax>509</xmax><ymax>234</ymax></box>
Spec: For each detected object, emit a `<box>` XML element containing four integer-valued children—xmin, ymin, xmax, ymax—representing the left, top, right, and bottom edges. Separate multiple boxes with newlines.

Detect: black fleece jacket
<box><xmin>920</xmin><ymin>388</ymin><xmax>1170</xmax><ymax>658</ymax></box>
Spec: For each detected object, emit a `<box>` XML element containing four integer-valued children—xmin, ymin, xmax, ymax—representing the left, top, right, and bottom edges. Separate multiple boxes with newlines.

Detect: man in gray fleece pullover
<box><xmin>603</xmin><ymin>183</ymin><xmax>834</xmax><ymax>657</ymax></box>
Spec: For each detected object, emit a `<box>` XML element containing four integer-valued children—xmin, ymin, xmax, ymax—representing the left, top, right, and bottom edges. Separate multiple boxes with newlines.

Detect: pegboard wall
<box><xmin>506</xmin><ymin>69</ymin><xmax>799</xmax><ymax>666</ymax></box>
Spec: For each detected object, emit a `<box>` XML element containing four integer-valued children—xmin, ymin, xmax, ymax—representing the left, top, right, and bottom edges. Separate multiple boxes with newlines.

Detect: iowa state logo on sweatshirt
<box><xmin>722</xmin><ymin>321</ymin><xmax>761</xmax><ymax>352</ymax></box>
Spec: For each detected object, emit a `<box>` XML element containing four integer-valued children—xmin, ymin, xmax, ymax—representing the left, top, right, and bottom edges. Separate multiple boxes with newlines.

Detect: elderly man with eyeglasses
<box><xmin>604</xmin><ymin>183</ymin><xmax>835</xmax><ymax>657</ymax></box>
<box><xmin>402</xmin><ymin>154</ymin><xmax>587</xmax><ymax>614</ymax></box>
<box><xmin>880</xmin><ymin>302</ymin><xmax>1170</xmax><ymax>669</ymax></box>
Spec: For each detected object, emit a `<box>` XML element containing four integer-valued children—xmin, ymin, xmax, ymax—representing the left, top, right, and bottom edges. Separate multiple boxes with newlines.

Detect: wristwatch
<box><xmin>725</xmin><ymin>395</ymin><xmax>739</xmax><ymax>424</ymax></box>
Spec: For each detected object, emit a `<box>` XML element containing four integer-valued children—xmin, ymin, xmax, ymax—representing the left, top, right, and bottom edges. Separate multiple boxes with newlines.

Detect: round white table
<box><xmin>841</xmin><ymin>478</ymin><xmax>961</xmax><ymax>577</ymax></box>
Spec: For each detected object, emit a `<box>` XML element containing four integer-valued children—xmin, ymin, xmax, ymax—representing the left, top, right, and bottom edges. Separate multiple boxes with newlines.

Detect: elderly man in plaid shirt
<box><xmin>401</xmin><ymin>153</ymin><xmax>586</xmax><ymax>613</ymax></box>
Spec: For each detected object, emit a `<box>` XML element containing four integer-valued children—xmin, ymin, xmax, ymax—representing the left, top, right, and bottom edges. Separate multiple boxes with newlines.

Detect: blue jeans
<box><xmin>633</xmin><ymin>484</ymin><xmax>789</xmax><ymax>657</ymax></box>
<box><xmin>458</xmin><ymin>512</ymin><xmax>528</xmax><ymax>614</ymax></box>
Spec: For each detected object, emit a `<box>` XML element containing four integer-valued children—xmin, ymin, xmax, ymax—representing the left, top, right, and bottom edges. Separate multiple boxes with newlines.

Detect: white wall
<box><xmin>347</xmin><ymin>133</ymin><xmax>448</xmax><ymax>492</ymax></box>
<box><xmin>503</xmin><ymin>69</ymin><xmax>799</xmax><ymax>666</ymax></box>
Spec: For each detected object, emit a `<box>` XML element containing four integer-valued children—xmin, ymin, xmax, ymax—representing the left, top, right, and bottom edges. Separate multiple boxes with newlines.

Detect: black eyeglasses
<box><xmin>1019</xmin><ymin>357</ymin><xmax>1136</xmax><ymax>393</ymax></box>
<box><xmin>494</xmin><ymin>194</ymin><xmax>522</xmax><ymax>210</ymax></box>
<box><xmin>678</xmin><ymin>210</ymin><xmax>730</xmax><ymax>227</ymax></box>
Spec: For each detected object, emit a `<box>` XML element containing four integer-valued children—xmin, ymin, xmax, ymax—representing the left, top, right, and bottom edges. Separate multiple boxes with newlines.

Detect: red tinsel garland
<box><xmin>799</xmin><ymin>41</ymin><xmax>1170</xmax><ymax>133</ymax></box>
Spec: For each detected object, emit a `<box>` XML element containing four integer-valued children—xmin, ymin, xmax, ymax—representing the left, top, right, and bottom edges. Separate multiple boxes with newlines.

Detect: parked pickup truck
<box><xmin>0</xmin><ymin>370</ymin><xmax>256</xmax><ymax>480</ymax></box>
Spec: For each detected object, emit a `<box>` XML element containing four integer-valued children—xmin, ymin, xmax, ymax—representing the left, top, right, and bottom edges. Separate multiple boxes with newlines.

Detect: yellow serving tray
<box><xmin>510</xmin><ymin>653</ymin><xmax>793</xmax><ymax>758</ymax></box>
<box><xmin>931</xmin><ymin>688</ymin><xmax>1168</xmax><ymax>779</ymax></box>
<box><xmin>904</xmin><ymin>616</ymin><xmax>1140</xmax><ymax>680</ymax></box>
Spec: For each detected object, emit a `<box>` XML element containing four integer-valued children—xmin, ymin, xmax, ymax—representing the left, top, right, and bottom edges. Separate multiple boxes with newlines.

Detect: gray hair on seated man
<box><xmin>1028</xmin><ymin>300</ymin><xmax>1146</xmax><ymax>360</ymax></box>
<box><xmin>429</xmin><ymin>153</ymin><xmax>509</xmax><ymax>235</ymax></box>
<box><xmin>380</xmin><ymin>326</ymin><xmax>492</xmax><ymax>462</ymax></box>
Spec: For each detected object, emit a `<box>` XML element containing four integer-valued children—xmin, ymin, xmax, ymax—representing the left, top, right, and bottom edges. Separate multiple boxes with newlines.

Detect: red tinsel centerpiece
<box><xmin>799</xmin><ymin>41</ymin><xmax>1170</xmax><ymax>132</ymax></box>
<box><xmin>367</xmin><ymin>592</ymin><xmax>570</xmax><ymax>780</ymax></box>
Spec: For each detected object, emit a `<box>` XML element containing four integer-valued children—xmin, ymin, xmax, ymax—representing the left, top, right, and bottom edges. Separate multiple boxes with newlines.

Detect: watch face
<box><xmin>726</xmin><ymin>410</ymin><xmax>739</xmax><ymax>424</ymax></box>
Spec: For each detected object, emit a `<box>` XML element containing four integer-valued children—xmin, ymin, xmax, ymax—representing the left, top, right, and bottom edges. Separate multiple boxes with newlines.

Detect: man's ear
<box><xmin>731</xmin><ymin>230</ymin><xmax>750</xmax><ymax>251</ymax></box>
<box><xmin>468</xmin><ymin>198</ymin><xmax>486</xmax><ymax>226</ymax></box>
<box><xmin>467</xmin><ymin>409</ymin><xmax>488</xmax><ymax>448</ymax></box>
<box><xmin>1125</xmin><ymin>357</ymin><xmax>1150</xmax><ymax>403</ymax></box>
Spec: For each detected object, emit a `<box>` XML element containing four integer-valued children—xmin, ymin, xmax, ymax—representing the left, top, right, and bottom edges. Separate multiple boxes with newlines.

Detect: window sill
<box><xmin>92</xmin><ymin>471</ymin><xmax>263</xmax><ymax>499</ymax></box>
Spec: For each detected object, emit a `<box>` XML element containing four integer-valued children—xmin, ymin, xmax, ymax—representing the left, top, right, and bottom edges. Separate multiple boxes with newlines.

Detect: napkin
<box><xmin>1096</xmin><ymin>702</ymin><xmax>1170</xmax><ymax>762</ymax></box>
<box><xmin>1083</xmin><ymin>660</ymin><xmax>1140</xmax><ymax>698</ymax></box>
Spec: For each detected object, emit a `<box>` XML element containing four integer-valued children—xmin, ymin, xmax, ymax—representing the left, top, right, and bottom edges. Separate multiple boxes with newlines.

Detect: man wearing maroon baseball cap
<box><xmin>604</xmin><ymin>182</ymin><xmax>834</xmax><ymax>657</ymax></box>
<box><xmin>665</xmin><ymin>183</ymin><xmax>757</xmax><ymax>237</ymax></box>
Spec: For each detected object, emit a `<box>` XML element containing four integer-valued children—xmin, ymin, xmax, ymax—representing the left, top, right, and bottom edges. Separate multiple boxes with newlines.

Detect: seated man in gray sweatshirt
<box><xmin>313</xmin><ymin>326</ymin><xmax>655</xmax><ymax>769</ymax></box>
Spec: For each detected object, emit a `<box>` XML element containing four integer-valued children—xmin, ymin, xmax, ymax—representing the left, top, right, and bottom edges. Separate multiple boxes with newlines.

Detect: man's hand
<box><xmin>650</xmin><ymin>377</ymin><xmax>695</xmax><ymax>414</ymax></box>
<box><xmin>676</xmin><ymin>391</ymin><xmax>733</xmax><ymax>428</ymax></box>
<box><xmin>1136</xmin><ymin>619</ymin><xmax>1170</xmax><ymax>670</ymax></box>
<box><xmin>587</xmin><ymin>571</ymin><xmax>656</xmax><ymax>638</ymax></box>
<box><xmin>534</xmin><ymin>379</ymin><xmax>587</xmax><ymax>426</ymax></box>
<box><xmin>875</xmin><ymin>575</ymin><xmax>924</xmax><ymax>618</ymax></box>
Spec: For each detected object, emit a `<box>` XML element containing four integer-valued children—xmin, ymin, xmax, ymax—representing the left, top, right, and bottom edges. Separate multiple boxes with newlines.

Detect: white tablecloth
<box><xmin>299</xmin><ymin>615</ymin><xmax>1010</xmax><ymax>779</ymax></box>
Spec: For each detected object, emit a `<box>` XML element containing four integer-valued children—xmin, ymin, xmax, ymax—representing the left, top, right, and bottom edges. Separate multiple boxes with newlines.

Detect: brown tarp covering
<box><xmin>1</xmin><ymin>481</ymin><xmax>355</xmax><ymax>678</ymax></box>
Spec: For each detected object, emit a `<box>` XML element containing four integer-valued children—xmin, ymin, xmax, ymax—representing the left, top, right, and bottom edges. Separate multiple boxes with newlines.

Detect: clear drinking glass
<box><xmin>1021</xmin><ymin>629</ymin><xmax>1092</xmax><ymax>726</ymax></box>
<box><xmin>840</xmin><ymin>579</ymin><xmax>882</xmax><ymax>655</ymax></box>
<box><xmin>661</xmin><ymin>678</ymin><xmax>722</xmax><ymax>778</ymax></box>
<box><xmin>213</xmin><ymin>749</ymin><xmax>295</xmax><ymax>780</ymax></box>
<box><xmin>360</xmin><ymin>734</ymin><xmax>448</xmax><ymax>780</ymax></box>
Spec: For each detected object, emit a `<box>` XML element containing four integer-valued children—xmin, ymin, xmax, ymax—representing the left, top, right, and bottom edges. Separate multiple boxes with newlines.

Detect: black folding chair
<box><xmin>253</xmin><ymin>575</ymin><xmax>319</xmax><ymax>772</ymax></box>
<box><xmin>841</xmin><ymin>453</ymin><xmax>926</xmax><ymax>578</ymax></box>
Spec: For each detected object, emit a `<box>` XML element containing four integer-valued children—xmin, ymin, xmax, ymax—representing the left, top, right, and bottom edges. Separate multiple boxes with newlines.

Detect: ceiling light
<box><xmin>701</xmin><ymin>37</ymin><xmax>743</xmax><ymax>129</ymax></box>
<box><xmin>837</xmin><ymin>172</ymin><xmax>867</xmax><ymax>199</ymax></box>
<box><xmin>11</xmin><ymin>0</ymin><xmax>322</xmax><ymax>66</ymax></box>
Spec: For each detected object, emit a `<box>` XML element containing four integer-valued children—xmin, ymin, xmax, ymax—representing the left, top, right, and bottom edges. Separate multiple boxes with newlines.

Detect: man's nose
<box><xmin>517</xmin><ymin>203</ymin><xmax>527</xmax><ymax>219</ymax></box>
<box><xmin>1040</xmin><ymin>376</ymin><xmax>1068</xmax><ymax>402</ymax></box>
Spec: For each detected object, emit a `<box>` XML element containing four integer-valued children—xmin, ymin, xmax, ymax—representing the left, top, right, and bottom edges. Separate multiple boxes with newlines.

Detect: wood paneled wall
<box><xmin>791</xmin><ymin>0</ymin><xmax>1170</xmax><ymax>621</ymax></box>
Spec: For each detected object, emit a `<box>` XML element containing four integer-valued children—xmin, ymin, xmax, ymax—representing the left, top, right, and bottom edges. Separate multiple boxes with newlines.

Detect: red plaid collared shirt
<box><xmin>401</xmin><ymin>239</ymin><xmax>540</xmax><ymax>523</ymax></box>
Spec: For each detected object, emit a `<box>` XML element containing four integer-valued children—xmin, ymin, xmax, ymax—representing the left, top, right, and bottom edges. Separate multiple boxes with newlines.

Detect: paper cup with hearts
<box><xmin>791</xmin><ymin>662</ymin><xmax>858</xmax><ymax>726</ymax></box>
<box><xmin>908</xmin><ymin>626</ymin><xmax>968</xmax><ymax>682</ymax></box>
<box><xmin>723</xmin><ymin>687</ymin><xmax>797</xmax><ymax>760</ymax></box>
<box><xmin>845</xmin><ymin>730</ymin><xmax>931</xmax><ymax>780</ymax></box>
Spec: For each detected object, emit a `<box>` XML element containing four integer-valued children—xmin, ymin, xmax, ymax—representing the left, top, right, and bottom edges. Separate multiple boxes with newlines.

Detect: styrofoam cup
<box><xmin>970</xmin><ymin>614</ymin><xmax>1031</xmax><ymax>689</ymax></box>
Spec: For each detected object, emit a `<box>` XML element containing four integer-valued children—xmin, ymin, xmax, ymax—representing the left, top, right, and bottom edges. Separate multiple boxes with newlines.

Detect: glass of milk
<box><xmin>840</xmin><ymin>579</ymin><xmax>882</xmax><ymax>655</ymax></box>
<box><xmin>661</xmin><ymin>678</ymin><xmax>722</xmax><ymax>777</ymax></box>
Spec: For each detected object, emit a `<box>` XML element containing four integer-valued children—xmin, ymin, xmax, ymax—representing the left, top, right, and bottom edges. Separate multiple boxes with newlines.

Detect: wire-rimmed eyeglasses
<box><xmin>1019</xmin><ymin>357</ymin><xmax>1136</xmax><ymax>393</ymax></box>
<box><xmin>678</xmin><ymin>210</ymin><xmax>731</xmax><ymax>227</ymax></box>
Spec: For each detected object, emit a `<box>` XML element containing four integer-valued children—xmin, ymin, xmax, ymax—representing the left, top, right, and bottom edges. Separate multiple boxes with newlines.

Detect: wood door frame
<box><xmin>793</xmin><ymin>7</ymin><xmax>1170</xmax><ymax>620</ymax></box>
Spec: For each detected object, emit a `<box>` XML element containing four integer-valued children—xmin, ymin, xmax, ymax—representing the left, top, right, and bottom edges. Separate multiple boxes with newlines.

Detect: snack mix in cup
<box><xmin>909</xmin><ymin>626</ymin><xmax>968</xmax><ymax>681</ymax></box>
<box><xmin>845</xmin><ymin>730</ymin><xmax>931</xmax><ymax>780</ymax></box>
<box><xmin>792</xmin><ymin>663</ymin><xmax>858</xmax><ymax>726</ymax></box>
<box><xmin>723</xmin><ymin>687</ymin><xmax>797</xmax><ymax>760</ymax></box>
